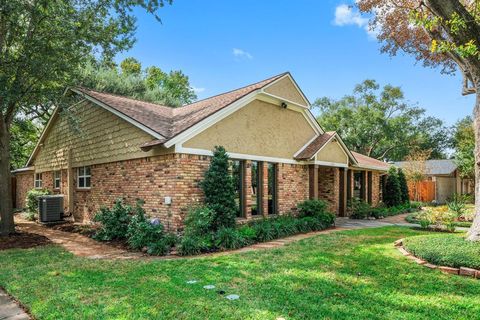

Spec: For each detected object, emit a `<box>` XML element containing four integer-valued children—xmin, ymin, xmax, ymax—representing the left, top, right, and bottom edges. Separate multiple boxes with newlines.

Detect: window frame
<box><xmin>77</xmin><ymin>166</ymin><xmax>91</xmax><ymax>189</ymax></box>
<box><xmin>34</xmin><ymin>173</ymin><xmax>43</xmax><ymax>189</ymax></box>
<box><xmin>250</xmin><ymin>161</ymin><xmax>263</xmax><ymax>216</ymax></box>
<box><xmin>230</xmin><ymin>159</ymin><xmax>246</xmax><ymax>218</ymax></box>
<box><xmin>53</xmin><ymin>170</ymin><xmax>61</xmax><ymax>190</ymax></box>
<box><xmin>267</xmin><ymin>162</ymin><xmax>278</xmax><ymax>215</ymax></box>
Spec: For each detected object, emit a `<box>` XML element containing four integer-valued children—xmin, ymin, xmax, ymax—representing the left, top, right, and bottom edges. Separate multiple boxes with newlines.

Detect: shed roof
<box><xmin>394</xmin><ymin>159</ymin><xmax>457</xmax><ymax>175</ymax></box>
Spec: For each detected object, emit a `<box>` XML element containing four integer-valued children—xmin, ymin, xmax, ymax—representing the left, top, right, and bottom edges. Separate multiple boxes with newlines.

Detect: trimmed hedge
<box><xmin>403</xmin><ymin>234</ymin><xmax>480</xmax><ymax>269</ymax></box>
<box><xmin>350</xmin><ymin>199</ymin><xmax>421</xmax><ymax>219</ymax></box>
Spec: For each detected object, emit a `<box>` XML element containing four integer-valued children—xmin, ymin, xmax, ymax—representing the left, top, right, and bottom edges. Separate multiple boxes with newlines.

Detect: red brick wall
<box><xmin>277</xmin><ymin>163</ymin><xmax>309</xmax><ymax>214</ymax></box>
<box><xmin>15</xmin><ymin>172</ymin><xmax>34</xmax><ymax>209</ymax></box>
<box><xmin>371</xmin><ymin>171</ymin><xmax>381</xmax><ymax>206</ymax></box>
<box><xmin>318</xmin><ymin>167</ymin><xmax>340</xmax><ymax>214</ymax></box>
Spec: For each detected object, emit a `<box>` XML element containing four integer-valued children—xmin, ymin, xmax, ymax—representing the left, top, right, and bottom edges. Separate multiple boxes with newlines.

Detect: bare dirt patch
<box><xmin>0</xmin><ymin>231</ymin><xmax>52</xmax><ymax>250</ymax></box>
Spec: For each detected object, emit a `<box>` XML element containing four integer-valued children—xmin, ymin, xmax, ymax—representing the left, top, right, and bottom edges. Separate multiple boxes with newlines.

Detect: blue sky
<box><xmin>117</xmin><ymin>0</ymin><xmax>474</xmax><ymax>126</ymax></box>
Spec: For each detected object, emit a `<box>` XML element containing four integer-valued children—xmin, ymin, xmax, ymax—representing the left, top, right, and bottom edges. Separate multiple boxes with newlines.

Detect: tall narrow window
<box><xmin>34</xmin><ymin>173</ymin><xmax>42</xmax><ymax>189</ymax></box>
<box><xmin>230</xmin><ymin>160</ymin><xmax>245</xmax><ymax>218</ymax></box>
<box><xmin>268</xmin><ymin>163</ymin><xmax>278</xmax><ymax>215</ymax></box>
<box><xmin>353</xmin><ymin>171</ymin><xmax>363</xmax><ymax>199</ymax></box>
<box><xmin>54</xmin><ymin>171</ymin><xmax>61</xmax><ymax>189</ymax></box>
<box><xmin>251</xmin><ymin>161</ymin><xmax>262</xmax><ymax>215</ymax></box>
<box><xmin>77</xmin><ymin>166</ymin><xmax>91</xmax><ymax>189</ymax></box>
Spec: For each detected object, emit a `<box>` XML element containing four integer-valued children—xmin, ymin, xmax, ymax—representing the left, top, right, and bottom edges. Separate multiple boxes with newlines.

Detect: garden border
<box><xmin>394</xmin><ymin>238</ymin><xmax>480</xmax><ymax>279</ymax></box>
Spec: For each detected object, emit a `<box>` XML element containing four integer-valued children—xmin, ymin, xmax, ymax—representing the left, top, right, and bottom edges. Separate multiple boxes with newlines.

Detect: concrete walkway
<box><xmin>0</xmin><ymin>289</ymin><xmax>30</xmax><ymax>320</ymax></box>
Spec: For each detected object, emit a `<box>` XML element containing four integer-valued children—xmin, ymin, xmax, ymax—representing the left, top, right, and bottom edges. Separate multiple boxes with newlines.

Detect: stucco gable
<box><xmin>182</xmin><ymin>99</ymin><xmax>317</xmax><ymax>160</ymax></box>
<box><xmin>315</xmin><ymin>139</ymin><xmax>348</xmax><ymax>165</ymax></box>
<box><xmin>263</xmin><ymin>75</ymin><xmax>309</xmax><ymax>106</ymax></box>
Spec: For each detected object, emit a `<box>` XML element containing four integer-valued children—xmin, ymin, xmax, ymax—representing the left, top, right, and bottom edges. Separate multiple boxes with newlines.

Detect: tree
<box><xmin>79</xmin><ymin>59</ymin><xmax>196</xmax><ymax>107</ymax></box>
<box><xmin>200</xmin><ymin>146</ymin><xmax>237</xmax><ymax>230</ymax></box>
<box><xmin>314</xmin><ymin>80</ymin><xmax>450</xmax><ymax>161</ymax></box>
<box><xmin>452</xmin><ymin>116</ymin><xmax>475</xmax><ymax>179</ymax></box>
<box><xmin>0</xmin><ymin>0</ymin><xmax>172</xmax><ymax>235</ymax></box>
<box><xmin>384</xmin><ymin>166</ymin><xmax>402</xmax><ymax>207</ymax></box>
<box><xmin>402</xmin><ymin>149</ymin><xmax>431</xmax><ymax>202</ymax></box>
<box><xmin>9</xmin><ymin>117</ymin><xmax>40</xmax><ymax>170</ymax></box>
<box><xmin>397</xmin><ymin>168</ymin><xmax>410</xmax><ymax>204</ymax></box>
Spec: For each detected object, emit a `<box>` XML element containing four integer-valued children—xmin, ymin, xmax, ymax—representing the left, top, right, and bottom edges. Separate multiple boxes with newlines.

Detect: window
<box><xmin>34</xmin><ymin>173</ymin><xmax>42</xmax><ymax>189</ymax></box>
<box><xmin>353</xmin><ymin>171</ymin><xmax>364</xmax><ymax>199</ymax></box>
<box><xmin>267</xmin><ymin>163</ymin><xmax>278</xmax><ymax>215</ymax></box>
<box><xmin>251</xmin><ymin>161</ymin><xmax>263</xmax><ymax>215</ymax></box>
<box><xmin>230</xmin><ymin>160</ymin><xmax>245</xmax><ymax>217</ymax></box>
<box><xmin>54</xmin><ymin>171</ymin><xmax>61</xmax><ymax>189</ymax></box>
<box><xmin>77</xmin><ymin>166</ymin><xmax>91</xmax><ymax>189</ymax></box>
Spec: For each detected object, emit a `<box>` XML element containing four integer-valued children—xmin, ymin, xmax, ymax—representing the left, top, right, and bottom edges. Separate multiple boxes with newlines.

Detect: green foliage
<box><xmin>348</xmin><ymin>198</ymin><xmax>373</xmax><ymax>219</ymax></box>
<box><xmin>349</xmin><ymin>198</ymin><xmax>418</xmax><ymax>219</ymax></box>
<box><xmin>200</xmin><ymin>146</ymin><xmax>237</xmax><ymax>230</ymax></box>
<box><xmin>79</xmin><ymin>59</ymin><xmax>196</xmax><ymax>107</ymax></box>
<box><xmin>214</xmin><ymin>228</ymin><xmax>246</xmax><ymax>250</ymax></box>
<box><xmin>446</xmin><ymin>193</ymin><xmax>467</xmax><ymax>218</ymax></box>
<box><xmin>126</xmin><ymin>203</ymin><xmax>165</xmax><ymax>251</ymax></box>
<box><xmin>93</xmin><ymin>200</ymin><xmax>132</xmax><ymax>241</ymax></box>
<box><xmin>178</xmin><ymin>235</ymin><xmax>212</xmax><ymax>256</ymax></box>
<box><xmin>404</xmin><ymin>234</ymin><xmax>480</xmax><ymax>269</ymax></box>
<box><xmin>313</xmin><ymin>80</ymin><xmax>449</xmax><ymax>161</ymax></box>
<box><xmin>384</xmin><ymin>167</ymin><xmax>402</xmax><ymax>207</ymax></box>
<box><xmin>452</xmin><ymin>116</ymin><xmax>475</xmax><ymax>179</ymax></box>
<box><xmin>25</xmin><ymin>189</ymin><xmax>51</xmax><ymax>214</ymax></box>
<box><xmin>183</xmin><ymin>206</ymin><xmax>216</xmax><ymax>237</ymax></box>
<box><xmin>10</xmin><ymin>118</ymin><xmax>40</xmax><ymax>170</ymax></box>
<box><xmin>397</xmin><ymin>168</ymin><xmax>410</xmax><ymax>204</ymax></box>
<box><xmin>237</xmin><ymin>225</ymin><xmax>257</xmax><ymax>245</ymax></box>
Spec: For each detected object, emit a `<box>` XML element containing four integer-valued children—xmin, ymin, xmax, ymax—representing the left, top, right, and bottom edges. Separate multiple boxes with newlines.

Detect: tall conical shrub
<box><xmin>397</xmin><ymin>168</ymin><xmax>410</xmax><ymax>204</ymax></box>
<box><xmin>200</xmin><ymin>146</ymin><xmax>237</xmax><ymax>230</ymax></box>
<box><xmin>384</xmin><ymin>166</ymin><xmax>402</xmax><ymax>207</ymax></box>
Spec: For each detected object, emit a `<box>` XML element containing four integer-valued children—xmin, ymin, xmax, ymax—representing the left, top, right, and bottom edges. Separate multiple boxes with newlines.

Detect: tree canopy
<box><xmin>79</xmin><ymin>58</ymin><xmax>197</xmax><ymax>107</ymax></box>
<box><xmin>313</xmin><ymin>79</ymin><xmax>450</xmax><ymax>161</ymax></box>
<box><xmin>452</xmin><ymin>116</ymin><xmax>475</xmax><ymax>179</ymax></box>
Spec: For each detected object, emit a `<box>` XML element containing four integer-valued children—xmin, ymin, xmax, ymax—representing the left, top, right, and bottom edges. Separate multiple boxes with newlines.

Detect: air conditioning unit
<box><xmin>38</xmin><ymin>195</ymin><xmax>64</xmax><ymax>223</ymax></box>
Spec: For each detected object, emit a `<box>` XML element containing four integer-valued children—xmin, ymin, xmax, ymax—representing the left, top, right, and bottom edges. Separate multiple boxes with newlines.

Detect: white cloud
<box><xmin>333</xmin><ymin>3</ymin><xmax>377</xmax><ymax>39</ymax></box>
<box><xmin>232</xmin><ymin>48</ymin><xmax>253</xmax><ymax>60</ymax></box>
<box><xmin>192</xmin><ymin>86</ymin><xmax>205</xmax><ymax>94</ymax></box>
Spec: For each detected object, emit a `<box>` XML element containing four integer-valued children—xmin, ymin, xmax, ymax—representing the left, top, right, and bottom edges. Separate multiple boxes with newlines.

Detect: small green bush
<box><xmin>297</xmin><ymin>199</ymin><xmax>327</xmax><ymax>217</ymax></box>
<box><xmin>126</xmin><ymin>203</ymin><xmax>165</xmax><ymax>250</ymax></box>
<box><xmin>25</xmin><ymin>188</ymin><xmax>51</xmax><ymax>215</ymax></box>
<box><xmin>349</xmin><ymin>198</ymin><xmax>373</xmax><ymax>219</ymax></box>
<box><xmin>93</xmin><ymin>199</ymin><xmax>132</xmax><ymax>241</ymax></box>
<box><xmin>252</xmin><ymin>219</ymin><xmax>277</xmax><ymax>242</ymax></box>
<box><xmin>178</xmin><ymin>235</ymin><xmax>212</xmax><ymax>256</ymax></box>
<box><xmin>183</xmin><ymin>206</ymin><xmax>216</xmax><ymax>237</ymax></box>
<box><xmin>403</xmin><ymin>234</ymin><xmax>480</xmax><ymax>269</ymax></box>
<box><xmin>237</xmin><ymin>225</ymin><xmax>257</xmax><ymax>245</ymax></box>
<box><xmin>446</xmin><ymin>193</ymin><xmax>467</xmax><ymax>218</ymax></box>
<box><xmin>214</xmin><ymin>227</ymin><xmax>246</xmax><ymax>250</ymax></box>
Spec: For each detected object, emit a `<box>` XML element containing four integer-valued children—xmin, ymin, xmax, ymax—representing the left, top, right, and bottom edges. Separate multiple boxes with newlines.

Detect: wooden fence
<box><xmin>408</xmin><ymin>181</ymin><xmax>435</xmax><ymax>203</ymax></box>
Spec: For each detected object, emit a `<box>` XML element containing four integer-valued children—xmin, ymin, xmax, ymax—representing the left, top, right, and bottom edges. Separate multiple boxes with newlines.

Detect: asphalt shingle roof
<box><xmin>395</xmin><ymin>159</ymin><xmax>457</xmax><ymax>175</ymax></box>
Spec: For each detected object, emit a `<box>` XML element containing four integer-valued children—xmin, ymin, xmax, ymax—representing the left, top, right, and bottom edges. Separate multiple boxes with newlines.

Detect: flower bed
<box><xmin>349</xmin><ymin>199</ymin><xmax>421</xmax><ymax>220</ymax></box>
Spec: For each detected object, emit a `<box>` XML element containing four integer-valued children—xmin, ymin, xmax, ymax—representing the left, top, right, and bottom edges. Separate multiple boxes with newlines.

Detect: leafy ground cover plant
<box><xmin>404</xmin><ymin>233</ymin><xmax>480</xmax><ymax>269</ymax></box>
<box><xmin>24</xmin><ymin>189</ymin><xmax>51</xmax><ymax>220</ymax></box>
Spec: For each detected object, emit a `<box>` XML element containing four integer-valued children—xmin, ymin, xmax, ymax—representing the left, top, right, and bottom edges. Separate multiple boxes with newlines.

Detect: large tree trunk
<box><xmin>467</xmin><ymin>89</ymin><xmax>480</xmax><ymax>241</ymax></box>
<box><xmin>0</xmin><ymin>117</ymin><xmax>14</xmax><ymax>236</ymax></box>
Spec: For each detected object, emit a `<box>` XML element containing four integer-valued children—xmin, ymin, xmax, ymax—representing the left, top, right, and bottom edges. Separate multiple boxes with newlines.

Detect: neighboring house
<box><xmin>394</xmin><ymin>159</ymin><xmax>474</xmax><ymax>204</ymax></box>
<box><xmin>13</xmin><ymin>72</ymin><xmax>389</xmax><ymax>230</ymax></box>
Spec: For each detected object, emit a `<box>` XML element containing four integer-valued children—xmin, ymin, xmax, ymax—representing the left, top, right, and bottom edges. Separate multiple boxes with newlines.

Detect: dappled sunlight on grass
<box><xmin>1</xmin><ymin>227</ymin><xmax>480</xmax><ymax>319</ymax></box>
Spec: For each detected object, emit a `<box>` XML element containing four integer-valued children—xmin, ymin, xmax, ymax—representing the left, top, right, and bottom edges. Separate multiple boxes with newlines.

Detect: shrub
<box><xmin>446</xmin><ymin>193</ymin><xmax>467</xmax><ymax>218</ymax></box>
<box><xmin>183</xmin><ymin>206</ymin><xmax>216</xmax><ymax>237</ymax></box>
<box><xmin>238</xmin><ymin>225</ymin><xmax>257</xmax><ymax>245</ymax></box>
<box><xmin>297</xmin><ymin>199</ymin><xmax>335</xmax><ymax>226</ymax></box>
<box><xmin>93</xmin><ymin>199</ymin><xmax>132</xmax><ymax>241</ymax></box>
<box><xmin>214</xmin><ymin>227</ymin><xmax>246</xmax><ymax>250</ymax></box>
<box><xmin>397</xmin><ymin>168</ymin><xmax>410</xmax><ymax>204</ymax></box>
<box><xmin>403</xmin><ymin>234</ymin><xmax>480</xmax><ymax>269</ymax></box>
<box><xmin>200</xmin><ymin>146</ymin><xmax>237</xmax><ymax>230</ymax></box>
<box><xmin>126</xmin><ymin>203</ymin><xmax>165</xmax><ymax>250</ymax></box>
<box><xmin>25</xmin><ymin>188</ymin><xmax>51</xmax><ymax>215</ymax></box>
<box><xmin>178</xmin><ymin>235</ymin><xmax>213</xmax><ymax>256</ymax></box>
<box><xmin>348</xmin><ymin>198</ymin><xmax>373</xmax><ymax>219</ymax></box>
<box><xmin>384</xmin><ymin>167</ymin><xmax>402</xmax><ymax>207</ymax></box>
<box><xmin>252</xmin><ymin>219</ymin><xmax>277</xmax><ymax>242</ymax></box>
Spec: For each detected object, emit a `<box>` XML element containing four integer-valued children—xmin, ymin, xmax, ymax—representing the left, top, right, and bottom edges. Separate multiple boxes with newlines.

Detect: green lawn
<box><xmin>1</xmin><ymin>227</ymin><xmax>480</xmax><ymax>320</ymax></box>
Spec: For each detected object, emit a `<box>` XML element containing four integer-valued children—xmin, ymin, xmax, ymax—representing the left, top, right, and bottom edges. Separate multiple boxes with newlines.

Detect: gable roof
<box><xmin>72</xmin><ymin>72</ymin><xmax>288</xmax><ymax>143</ymax></box>
<box><xmin>352</xmin><ymin>151</ymin><xmax>390</xmax><ymax>171</ymax></box>
<box><xmin>395</xmin><ymin>159</ymin><xmax>457</xmax><ymax>175</ymax></box>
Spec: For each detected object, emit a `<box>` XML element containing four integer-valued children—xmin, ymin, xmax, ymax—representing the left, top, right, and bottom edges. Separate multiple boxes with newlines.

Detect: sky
<box><xmin>116</xmin><ymin>0</ymin><xmax>475</xmax><ymax>126</ymax></box>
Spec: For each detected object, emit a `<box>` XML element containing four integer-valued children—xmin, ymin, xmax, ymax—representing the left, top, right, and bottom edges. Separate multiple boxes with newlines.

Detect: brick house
<box><xmin>13</xmin><ymin>72</ymin><xmax>389</xmax><ymax>230</ymax></box>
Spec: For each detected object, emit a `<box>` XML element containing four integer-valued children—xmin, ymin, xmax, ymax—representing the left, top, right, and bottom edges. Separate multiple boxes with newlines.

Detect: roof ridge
<box><xmin>178</xmin><ymin>72</ymin><xmax>289</xmax><ymax>110</ymax></box>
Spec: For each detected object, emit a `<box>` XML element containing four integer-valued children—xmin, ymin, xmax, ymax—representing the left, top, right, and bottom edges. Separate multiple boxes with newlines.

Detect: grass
<box><xmin>1</xmin><ymin>227</ymin><xmax>480</xmax><ymax>319</ymax></box>
<box><xmin>404</xmin><ymin>233</ymin><xmax>480</xmax><ymax>269</ymax></box>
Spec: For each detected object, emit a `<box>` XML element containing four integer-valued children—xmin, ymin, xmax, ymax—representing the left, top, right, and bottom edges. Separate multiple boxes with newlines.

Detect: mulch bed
<box><xmin>47</xmin><ymin>222</ymin><xmax>97</xmax><ymax>237</ymax></box>
<box><xmin>0</xmin><ymin>231</ymin><xmax>52</xmax><ymax>250</ymax></box>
